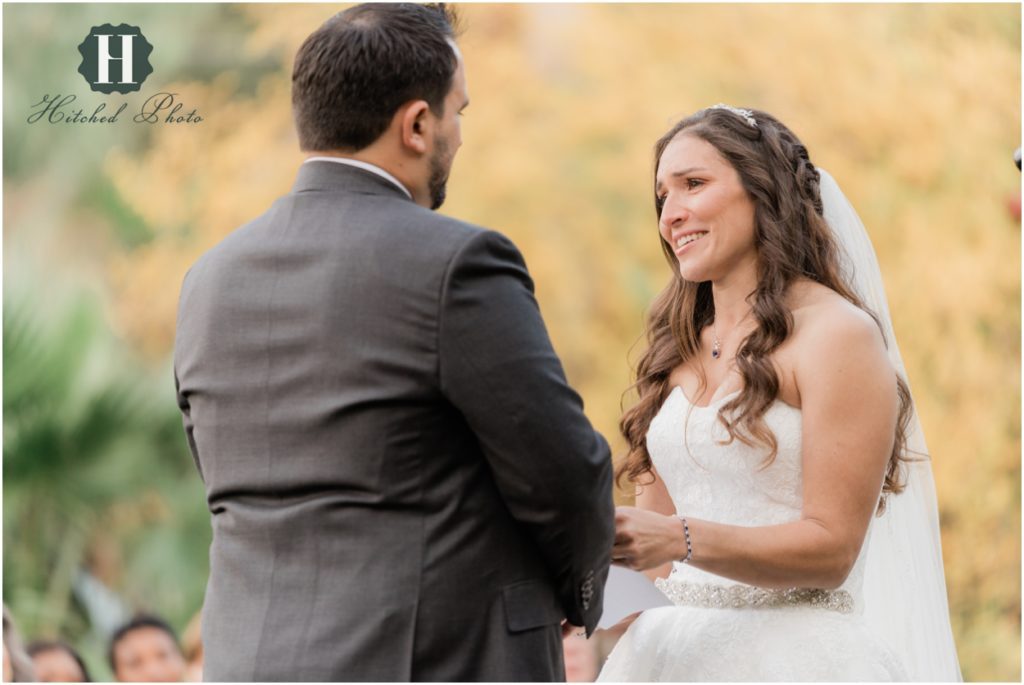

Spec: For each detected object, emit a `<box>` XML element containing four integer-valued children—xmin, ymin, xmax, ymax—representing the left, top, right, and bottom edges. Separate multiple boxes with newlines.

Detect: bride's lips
<box><xmin>671</xmin><ymin>230</ymin><xmax>709</xmax><ymax>256</ymax></box>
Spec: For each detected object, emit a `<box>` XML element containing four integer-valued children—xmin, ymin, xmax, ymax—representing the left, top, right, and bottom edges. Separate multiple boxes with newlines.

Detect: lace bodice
<box><xmin>648</xmin><ymin>386</ymin><xmax>871</xmax><ymax>612</ymax></box>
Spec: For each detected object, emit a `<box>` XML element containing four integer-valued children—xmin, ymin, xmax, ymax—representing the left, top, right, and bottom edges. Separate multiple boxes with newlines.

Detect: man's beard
<box><xmin>428</xmin><ymin>135</ymin><xmax>452</xmax><ymax>210</ymax></box>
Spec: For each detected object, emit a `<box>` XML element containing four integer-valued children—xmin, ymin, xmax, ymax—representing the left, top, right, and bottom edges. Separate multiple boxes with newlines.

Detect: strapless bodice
<box><xmin>648</xmin><ymin>386</ymin><xmax>871</xmax><ymax>612</ymax></box>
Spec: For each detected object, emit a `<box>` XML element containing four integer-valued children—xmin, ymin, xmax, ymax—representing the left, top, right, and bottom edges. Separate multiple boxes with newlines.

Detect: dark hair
<box><xmin>617</xmin><ymin>107</ymin><xmax>913</xmax><ymax>512</ymax></box>
<box><xmin>107</xmin><ymin>615</ymin><xmax>181</xmax><ymax>673</ymax></box>
<box><xmin>26</xmin><ymin>640</ymin><xmax>92</xmax><ymax>681</ymax></box>
<box><xmin>292</xmin><ymin>3</ymin><xmax>460</xmax><ymax>152</ymax></box>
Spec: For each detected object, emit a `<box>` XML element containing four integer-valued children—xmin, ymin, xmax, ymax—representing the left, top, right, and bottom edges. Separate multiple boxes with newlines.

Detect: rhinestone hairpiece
<box><xmin>708</xmin><ymin>103</ymin><xmax>757</xmax><ymax>129</ymax></box>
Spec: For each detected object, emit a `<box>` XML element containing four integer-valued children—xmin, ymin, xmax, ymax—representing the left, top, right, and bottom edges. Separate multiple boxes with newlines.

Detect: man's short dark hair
<box><xmin>292</xmin><ymin>3</ymin><xmax>460</xmax><ymax>152</ymax></box>
<box><xmin>107</xmin><ymin>614</ymin><xmax>181</xmax><ymax>673</ymax></box>
<box><xmin>26</xmin><ymin>640</ymin><xmax>92</xmax><ymax>681</ymax></box>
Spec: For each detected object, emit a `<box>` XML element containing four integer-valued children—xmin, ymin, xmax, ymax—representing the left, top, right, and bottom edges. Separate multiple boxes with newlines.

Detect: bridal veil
<box><xmin>819</xmin><ymin>169</ymin><xmax>962</xmax><ymax>681</ymax></box>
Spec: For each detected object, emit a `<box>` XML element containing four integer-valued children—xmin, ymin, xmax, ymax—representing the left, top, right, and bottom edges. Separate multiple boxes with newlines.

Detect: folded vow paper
<box><xmin>598</xmin><ymin>566</ymin><xmax>672</xmax><ymax>630</ymax></box>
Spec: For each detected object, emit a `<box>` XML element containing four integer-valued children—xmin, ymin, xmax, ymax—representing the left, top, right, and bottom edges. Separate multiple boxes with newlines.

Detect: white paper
<box><xmin>597</xmin><ymin>565</ymin><xmax>672</xmax><ymax>630</ymax></box>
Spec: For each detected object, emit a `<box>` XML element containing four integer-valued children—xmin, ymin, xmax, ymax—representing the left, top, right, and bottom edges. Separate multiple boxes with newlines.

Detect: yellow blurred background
<box><xmin>4</xmin><ymin>3</ymin><xmax>1020</xmax><ymax>680</ymax></box>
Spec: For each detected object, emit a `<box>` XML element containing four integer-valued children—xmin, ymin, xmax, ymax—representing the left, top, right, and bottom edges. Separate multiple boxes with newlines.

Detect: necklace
<box><xmin>711</xmin><ymin>311</ymin><xmax>751</xmax><ymax>360</ymax></box>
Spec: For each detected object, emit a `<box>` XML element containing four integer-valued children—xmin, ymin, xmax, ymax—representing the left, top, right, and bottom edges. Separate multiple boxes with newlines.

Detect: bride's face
<box><xmin>656</xmin><ymin>133</ymin><xmax>757</xmax><ymax>283</ymax></box>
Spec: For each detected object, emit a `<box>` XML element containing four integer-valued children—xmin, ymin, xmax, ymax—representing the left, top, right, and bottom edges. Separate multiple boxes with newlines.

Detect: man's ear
<box><xmin>398</xmin><ymin>100</ymin><xmax>431</xmax><ymax>155</ymax></box>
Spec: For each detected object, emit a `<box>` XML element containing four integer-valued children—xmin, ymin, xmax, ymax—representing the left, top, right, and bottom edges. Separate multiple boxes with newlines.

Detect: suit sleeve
<box><xmin>437</xmin><ymin>229</ymin><xmax>615</xmax><ymax>633</ymax></box>
<box><xmin>174</xmin><ymin>268</ymin><xmax>205</xmax><ymax>483</ymax></box>
<box><xmin>175</xmin><ymin>368</ymin><xmax>204</xmax><ymax>483</ymax></box>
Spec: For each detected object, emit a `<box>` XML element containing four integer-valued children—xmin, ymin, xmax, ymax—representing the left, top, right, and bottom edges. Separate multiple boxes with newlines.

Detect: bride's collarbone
<box><xmin>667</xmin><ymin>363</ymin><xmax>741</xmax><ymax>408</ymax></box>
<box><xmin>669</xmin><ymin>356</ymin><xmax>801</xmax><ymax>409</ymax></box>
<box><xmin>669</xmin><ymin>291</ymin><xmax>830</xmax><ymax>407</ymax></box>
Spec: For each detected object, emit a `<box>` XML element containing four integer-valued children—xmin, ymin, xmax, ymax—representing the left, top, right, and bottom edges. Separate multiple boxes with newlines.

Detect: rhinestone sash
<box><xmin>655</xmin><ymin>578</ymin><xmax>855</xmax><ymax>614</ymax></box>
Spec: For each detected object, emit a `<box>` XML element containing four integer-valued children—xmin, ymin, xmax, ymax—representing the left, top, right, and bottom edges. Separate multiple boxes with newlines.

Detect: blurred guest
<box><xmin>179</xmin><ymin>612</ymin><xmax>202</xmax><ymax>682</ymax></box>
<box><xmin>26</xmin><ymin>640</ymin><xmax>91</xmax><ymax>682</ymax></box>
<box><xmin>2</xmin><ymin>605</ymin><xmax>35</xmax><ymax>682</ymax></box>
<box><xmin>108</xmin><ymin>615</ymin><xmax>186</xmax><ymax>682</ymax></box>
<box><xmin>563</xmin><ymin>633</ymin><xmax>599</xmax><ymax>682</ymax></box>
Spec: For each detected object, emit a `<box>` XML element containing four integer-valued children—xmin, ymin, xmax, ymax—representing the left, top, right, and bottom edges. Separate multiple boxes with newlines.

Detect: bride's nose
<box><xmin>659</xmin><ymin>196</ymin><xmax>691</xmax><ymax>235</ymax></box>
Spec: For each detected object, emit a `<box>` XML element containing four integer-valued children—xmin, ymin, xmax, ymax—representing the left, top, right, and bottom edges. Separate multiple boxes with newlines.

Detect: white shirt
<box><xmin>303</xmin><ymin>156</ymin><xmax>412</xmax><ymax>200</ymax></box>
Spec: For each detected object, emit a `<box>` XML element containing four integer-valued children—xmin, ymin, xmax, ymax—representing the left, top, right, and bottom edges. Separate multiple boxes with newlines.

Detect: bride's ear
<box><xmin>398</xmin><ymin>100</ymin><xmax>430</xmax><ymax>155</ymax></box>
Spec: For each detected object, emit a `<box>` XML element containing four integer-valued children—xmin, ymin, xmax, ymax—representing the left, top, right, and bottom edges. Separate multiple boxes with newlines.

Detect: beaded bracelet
<box><xmin>678</xmin><ymin>516</ymin><xmax>693</xmax><ymax>563</ymax></box>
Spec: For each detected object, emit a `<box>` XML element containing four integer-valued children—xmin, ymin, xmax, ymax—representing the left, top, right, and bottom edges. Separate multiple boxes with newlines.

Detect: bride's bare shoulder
<box><xmin>771</xmin><ymin>281</ymin><xmax>888</xmax><ymax>407</ymax></box>
<box><xmin>786</xmin><ymin>279</ymin><xmax>891</xmax><ymax>374</ymax></box>
<box><xmin>788</xmin><ymin>280</ymin><xmax>876</xmax><ymax>333</ymax></box>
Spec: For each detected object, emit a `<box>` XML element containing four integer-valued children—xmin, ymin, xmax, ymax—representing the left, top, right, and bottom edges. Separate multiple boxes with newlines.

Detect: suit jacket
<box><xmin>174</xmin><ymin>161</ymin><xmax>615</xmax><ymax>681</ymax></box>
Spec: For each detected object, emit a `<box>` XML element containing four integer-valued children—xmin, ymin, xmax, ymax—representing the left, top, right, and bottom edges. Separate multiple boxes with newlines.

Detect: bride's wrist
<box><xmin>676</xmin><ymin>516</ymin><xmax>694</xmax><ymax>563</ymax></box>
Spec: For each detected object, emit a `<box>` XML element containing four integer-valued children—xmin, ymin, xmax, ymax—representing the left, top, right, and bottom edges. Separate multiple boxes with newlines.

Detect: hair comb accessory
<box><xmin>708</xmin><ymin>103</ymin><xmax>757</xmax><ymax>129</ymax></box>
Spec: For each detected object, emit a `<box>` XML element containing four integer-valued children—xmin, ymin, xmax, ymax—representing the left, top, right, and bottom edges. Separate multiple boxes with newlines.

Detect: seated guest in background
<box><xmin>108</xmin><ymin>615</ymin><xmax>186</xmax><ymax>682</ymax></box>
<box><xmin>27</xmin><ymin>640</ymin><xmax>91</xmax><ymax>682</ymax></box>
<box><xmin>2</xmin><ymin>605</ymin><xmax>35</xmax><ymax>682</ymax></box>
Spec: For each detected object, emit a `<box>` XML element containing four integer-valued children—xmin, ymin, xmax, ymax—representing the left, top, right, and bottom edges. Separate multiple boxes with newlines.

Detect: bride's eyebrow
<box><xmin>656</xmin><ymin>167</ymin><xmax>711</xmax><ymax>192</ymax></box>
<box><xmin>670</xmin><ymin>167</ymin><xmax>709</xmax><ymax>178</ymax></box>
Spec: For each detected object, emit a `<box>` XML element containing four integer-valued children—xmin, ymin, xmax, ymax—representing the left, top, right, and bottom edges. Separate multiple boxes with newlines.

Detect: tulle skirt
<box><xmin>597</xmin><ymin>605</ymin><xmax>908</xmax><ymax>682</ymax></box>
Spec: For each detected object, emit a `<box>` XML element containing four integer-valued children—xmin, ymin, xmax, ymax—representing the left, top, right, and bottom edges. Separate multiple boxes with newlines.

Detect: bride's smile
<box><xmin>655</xmin><ymin>134</ymin><xmax>757</xmax><ymax>283</ymax></box>
<box><xmin>672</xmin><ymin>229</ymin><xmax>708</xmax><ymax>253</ymax></box>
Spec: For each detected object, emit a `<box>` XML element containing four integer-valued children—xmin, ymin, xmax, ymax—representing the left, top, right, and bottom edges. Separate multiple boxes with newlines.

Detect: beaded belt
<box><xmin>655</xmin><ymin>578</ymin><xmax>855</xmax><ymax>614</ymax></box>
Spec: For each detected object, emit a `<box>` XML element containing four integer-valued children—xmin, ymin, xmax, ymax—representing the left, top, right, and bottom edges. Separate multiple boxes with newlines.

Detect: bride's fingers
<box><xmin>612</xmin><ymin>541</ymin><xmax>639</xmax><ymax>565</ymax></box>
<box><xmin>613</xmin><ymin>547</ymin><xmax>646</xmax><ymax>569</ymax></box>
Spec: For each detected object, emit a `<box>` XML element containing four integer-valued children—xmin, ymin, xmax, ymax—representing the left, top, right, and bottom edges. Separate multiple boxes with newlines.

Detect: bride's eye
<box><xmin>687</xmin><ymin>178</ymin><xmax>705</xmax><ymax>189</ymax></box>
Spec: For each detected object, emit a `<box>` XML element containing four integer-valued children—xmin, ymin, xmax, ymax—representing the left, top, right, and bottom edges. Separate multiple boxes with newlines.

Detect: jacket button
<box><xmin>580</xmin><ymin>570</ymin><xmax>596</xmax><ymax>610</ymax></box>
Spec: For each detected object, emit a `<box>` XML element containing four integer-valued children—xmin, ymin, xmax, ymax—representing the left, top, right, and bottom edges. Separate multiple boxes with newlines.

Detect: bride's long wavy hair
<box><xmin>617</xmin><ymin>108</ymin><xmax>913</xmax><ymax>509</ymax></box>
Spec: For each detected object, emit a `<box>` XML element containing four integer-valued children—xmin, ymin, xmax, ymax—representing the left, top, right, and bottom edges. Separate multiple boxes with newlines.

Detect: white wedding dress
<box><xmin>597</xmin><ymin>386</ymin><xmax>909</xmax><ymax>681</ymax></box>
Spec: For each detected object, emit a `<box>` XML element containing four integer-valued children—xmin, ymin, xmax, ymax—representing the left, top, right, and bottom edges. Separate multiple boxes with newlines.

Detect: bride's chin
<box><xmin>677</xmin><ymin>263</ymin><xmax>709</xmax><ymax>284</ymax></box>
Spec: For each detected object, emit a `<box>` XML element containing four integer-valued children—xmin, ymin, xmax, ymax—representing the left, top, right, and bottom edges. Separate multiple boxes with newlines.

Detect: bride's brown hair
<box><xmin>617</xmin><ymin>108</ymin><xmax>913</xmax><ymax>508</ymax></box>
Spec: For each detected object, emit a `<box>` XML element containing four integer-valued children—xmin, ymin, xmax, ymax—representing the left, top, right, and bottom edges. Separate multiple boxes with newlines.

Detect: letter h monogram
<box><xmin>95</xmin><ymin>34</ymin><xmax>134</xmax><ymax>84</ymax></box>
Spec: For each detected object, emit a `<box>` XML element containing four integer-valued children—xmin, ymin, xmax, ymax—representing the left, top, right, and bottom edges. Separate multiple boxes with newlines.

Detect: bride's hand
<box><xmin>612</xmin><ymin>506</ymin><xmax>688</xmax><ymax>571</ymax></box>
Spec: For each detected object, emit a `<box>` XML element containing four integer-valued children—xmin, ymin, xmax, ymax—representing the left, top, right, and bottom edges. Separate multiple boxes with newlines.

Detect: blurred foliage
<box><xmin>2</xmin><ymin>3</ymin><xmax>259</xmax><ymax>677</ymax></box>
<box><xmin>3</xmin><ymin>3</ymin><xmax>1020</xmax><ymax>681</ymax></box>
<box><xmin>2</xmin><ymin>275</ymin><xmax>211</xmax><ymax>681</ymax></box>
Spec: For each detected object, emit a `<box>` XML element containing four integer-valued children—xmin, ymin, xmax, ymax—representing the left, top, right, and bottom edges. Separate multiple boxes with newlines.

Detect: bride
<box><xmin>597</xmin><ymin>105</ymin><xmax>961</xmax><ymax>681</ymax></box>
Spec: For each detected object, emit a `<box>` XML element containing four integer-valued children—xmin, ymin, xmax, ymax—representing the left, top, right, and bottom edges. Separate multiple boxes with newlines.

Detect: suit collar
<box><xmin>291</xmin><ymin>159</ymin><xmax>414</xmax><ymax>202</ymax></box>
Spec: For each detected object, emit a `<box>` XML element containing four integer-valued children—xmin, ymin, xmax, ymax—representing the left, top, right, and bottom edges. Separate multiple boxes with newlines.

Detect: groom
<box><xmin>173</xmin><ymin>3</ymin><xmax>614</xmax><ymax>681</ymax></box>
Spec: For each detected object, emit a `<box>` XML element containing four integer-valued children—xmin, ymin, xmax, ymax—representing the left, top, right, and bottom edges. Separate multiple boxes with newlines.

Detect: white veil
<box><xmin>818</xmin><ymin>169</ymin><xmax>962</xmax><ymax>681</ymax></box>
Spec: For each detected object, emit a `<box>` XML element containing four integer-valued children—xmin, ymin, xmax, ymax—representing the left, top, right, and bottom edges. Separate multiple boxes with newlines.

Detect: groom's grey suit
<box><xmin>174</xmin><ymin>160</ymin><xmax>615</xmax><ymax>682</ymax></box>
